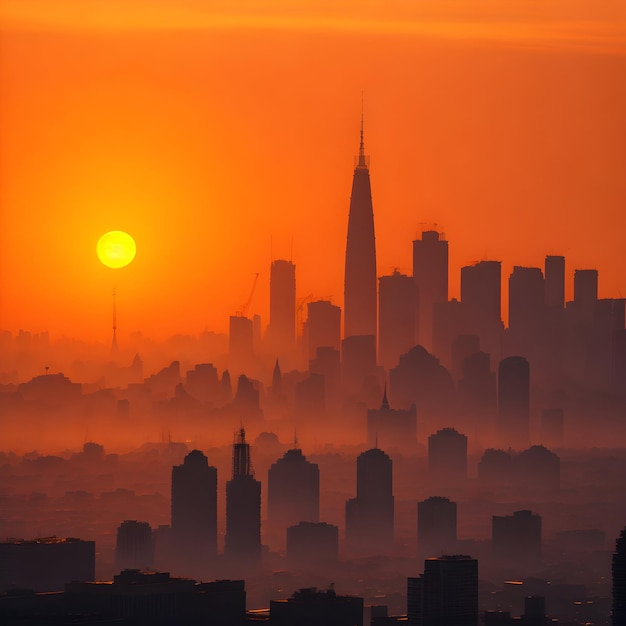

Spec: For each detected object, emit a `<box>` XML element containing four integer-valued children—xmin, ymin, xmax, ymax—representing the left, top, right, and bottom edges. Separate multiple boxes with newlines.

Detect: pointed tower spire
<box><xmin>381</xmin><ymin>383</ymin><xmax>390</xmax><ymax>410</ymax></box>
<box><xmin>358</xmin><ymin>93</ymin><xmax>366</xmax><ymax>167</ymax></box>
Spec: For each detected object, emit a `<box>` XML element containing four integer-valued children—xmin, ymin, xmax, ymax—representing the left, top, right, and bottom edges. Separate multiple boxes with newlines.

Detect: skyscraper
<box><xmin>408</xmin><ymin>555</ymin><xmax>478</xmax><ymax>626</ymax></box>
<box><xmin>492</xmin><ymin>510</ymin><xmax>542</xmax><ymax>572</ymax></box>
<box><xmin>171</xmin><ymin>450</ymin><xmax>218</xmax><ymax>572</ymax></box>
<box><xmin>613</xmin><ymin>527</ymin><xmax>626</xmax><ymax>626</ymax></box>
<box><xmin>115</xmin><ymin>520</ymin><xmax>153</xmax><ymax>572</ymax></box>
<box><xmin>268</xmin><ymin>448</ymin><xmax>320</xmax><ymax>543</ymax></box>
<box><xmin>344</xmin><ymin>117</ymin><xmax>377</xmax><ymax>340</ymax></box>
<box><xmin>304</xmin><ymin>299</ymin><xmax>341</xmax><ymax>360</ymax></box>
<box><xmin>413</xmin><ymin>230</ymin><xmax>448</xmax><ymax>351</ymax></box>
<box><xmin>498</xmin><ymin>356</ymin><xmax>530</xmax><ymax>448</ymax></box>
<box><xmin>345</xmin><ymin>447</ymin><xmax>394</xmax><ymax>554</ymax></box>
<box><xmin>417</xmin><ymin>496</ymin><xmax>457</xmax><ymax>560</ymax></box>
<box><xmin>428</xmin><ymin>427</ymin><xmax>468</xmax><ymax>483</ymax></box>
<box><xmin>545</xmin><ymin>255</ymin><xmax>565</xmax><ymax>310</ymax></box>
<box><xmin>379</xmin><ymin>270</ymin><xmax>418</xmax><ymax>370</ymax></box>
<box><xmin>268</xmin><ymin>259</ymin><xmax>296</xmax><ymax>355</ymax></box>
<box><xmin>225</xmin><ymin>428</ymin><xmax>262</xmax><ymax>569</ymax></box>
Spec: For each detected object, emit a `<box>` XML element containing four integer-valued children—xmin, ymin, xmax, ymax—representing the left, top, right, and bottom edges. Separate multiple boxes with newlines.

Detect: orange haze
<box><xmin>1</xmin><ymin>0</ymin><xmax>625</xmax><ymax>342</ymax></box>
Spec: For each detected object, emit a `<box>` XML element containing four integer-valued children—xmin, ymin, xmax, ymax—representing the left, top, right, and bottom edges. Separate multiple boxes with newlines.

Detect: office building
<box><xmin>345</xmin><ymin>447</ymin><xmax>394</xmax><ymax>554</ymax></box>
<box><xmin>268</xmin><ymin>448</ymin><xmax>320</xmax><ymax>542</ymax></box>
<box><xmin>115</xmin><ymin>520</ymin><xmax>153</xmax><ymax>572</ymax></box>
<box><xmin>344</xmin><ymin>118</ymin><xmax>377</xmax><ymax>339</ymax></box>
<box><xmin>286</xmin><ymin>522</ymin><xmax>339</xmax><ymax>569</ymax></box>
<box><xmin>271</xmin><ymin>587</ymin><xmax>363</xmax><ymax>626</ymax></box>
<box><xmin>408</xmin><ymin>555</ymin><xmax>478</xmax><ymax>626</ymax></box>
<box><xmin>492</xmin><ymin>510</ymin><xmax>542</xmax><ymax>572</ymax></box>
<box><xmin>413</xmin><ymin>230</ymin><xmax>448</xmax><ymax>351</ymax></box>
<box><xmin>379</xmin><ymin>270</ymin><xmax>417</xmax><ymax>370</ymax></box>
<box><xmin>225</xmin><ymin>428</ymin><xmax>262</xmax><ymax>569</ymax></box>
<box><xmin>417</xmin><ymin>496</ymin><xmax>457</xmax><ymax>560</ymax></box>
<box><xmin>545</xmin><ymin>255</ymin><xmax>565</xmax><ymax>310</ymax></box>
<box><xmin>268</xmin><ymin>259</ymin><xmax>296</xmax><ymax>355</ymax></box>
<box><xmin>0</xmin><ymin>537</ymin><xmax>95</xmax><ymax>592</ymax></box>
<box><xmin>613</xmin><ymin>526</ymin><xmax>626</xmax><ymax>626</ymax></box>
<box><xmin>498</xmin><ymin>356</ymin><xmax>530</xmax><ymax>448</ymax></box>
<box><xmin>304</xmin><ymin>300</ymin><xmax>341</xmax><ymax>360</ymax></box>
<box><xmin>171</xmin><ymin>450</ymin><xmax>218</xmax><ymax>573</ymax></box>
<box><xmin>366</xmin><ymin>387</ymin><xmax>417</xmax><ymax>450</ymax></box>
<box><xmin>428</xmin><ymin>427</ymin><xmax>468</xmax><ymax>483</ymax></box>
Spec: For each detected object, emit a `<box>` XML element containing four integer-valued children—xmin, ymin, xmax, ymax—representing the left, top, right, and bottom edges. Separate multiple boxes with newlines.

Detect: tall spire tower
<box><xmin>344</xmin><ymin>108</ymin><xmax>377</xmax><ymax>339</ymax></box>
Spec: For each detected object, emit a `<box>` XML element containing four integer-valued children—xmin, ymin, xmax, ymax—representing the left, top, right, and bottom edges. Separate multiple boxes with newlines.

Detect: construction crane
<box><xmin>236</xmin><ymin>272</ymin><xmax>260</xmax><ymax>318</ymax></box>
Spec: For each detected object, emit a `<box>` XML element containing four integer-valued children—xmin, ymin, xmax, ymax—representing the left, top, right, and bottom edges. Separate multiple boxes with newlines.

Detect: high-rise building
<box><xmin>345</xmin><ymin>447</ymin><xmax>394</xmax><ymax>554</ymax></box>
<box><xmin>417</xmin><ymin>496</ymin><xmax>457</xmax><ymax>560</ymax></box>
<box><xmin>0</xmin><ymin>537</ymin><xmax>95</xmax><ymax>592</ymax></box>
<box><xmin>304</xmin><ymin>300</ymin><xmax>341</xmax><ymax>360</ymax></box>
<box><xmin>286</xmin><ymin>522</ymin><xmax>339</xmax><ymax>569</ymax></box>
<box><xmin>492</xmin><ymin>510</ymin><xmax>542</xmax><ymax>572</ymax></box>
<box><xmin>613</xmin><ymin>527</ymin><xmax>626</xmax><ymax>626</ymax></box>
<box><xmin>460</xmin><ymin>260</ymin><xmax>503</xmax><ymax>360</ymax></box>
<box><xmin>229</xmin><ymin>315</ymin><xmax>254</xmax><ymax>365</ymax></box>
<box><xmin>508</xmin><ymin>266</ymin><xmax>545</xmax><ymax>339</ymax></box>
<box><xmin>574</xmin><ymin>268</ymin><xmax>599</xmax><ymax>322</ymax></box>
<box><xmin>268</xmin><ymin>448</ymin><xmax>320</xmax><ymax>543</ymax></box>
<box><xmin>341</xmin><ymin>334</ymin><xmax>377</xmax><ymax>397</ymax></box>
<box><xmin>413</xmin><ymin>230</ymin><xmax>448</xmax><ymax>351</ymax></box>
<box><xmin>171</xmin><ymin>450</ymin><xmax>218</xmax><ymax>571</ymax></box>
<box><xmin>379</xmin><ymin>270</ymin><xmax>418</xmax><ymax>370</ymax></box>
<box><xmin>545</xmin><ymin>255</ymin><xmax>565</xmax><ymax>309</ymax></box>
<box><xmin>428</xmin><ymin>428</ymin><xmax>468</xmax><ymax>483</ymax></box>
<box><xmin>115</xmin><ymin>520</ymin><xmax>153</xmax><ymax>572</ymax></box>
<box><xmin>268</xmin><ymin>259</ymin><xmax>296</xmax><ymax>355</ymax></box>
<box><xmin>498</xmin><ymin>356</ymin><xmax>530</xmax><ymax>448</ymax></box>
<box><xmin>408</xmin><ymin>555</ymin><xmax>478</xmax><ymax>626</ymax></box>
<box><xmin>225</xmin><ymin>428</ymin><xmax>262</xmax><ymax>570</ymax></box>
<box><xmin>344</xmin><ymin>118</ymin><xmax>377</xmax><ymax>340</ymax></box>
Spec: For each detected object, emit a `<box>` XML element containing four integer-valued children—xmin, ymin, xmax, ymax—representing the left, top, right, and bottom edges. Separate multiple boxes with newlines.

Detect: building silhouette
<box><xmin>477</xmin><ymin>448</ymin><xmax>513</xmax><ymax>484</ymax></box>
<box><xmin>428</xmin><ymin>428</ymin><xmax>468</xmax><ymax>483</ymax></box>
<box><xmin>574</xmin><ymin>268</ymin><xmax>599</xmax><ymax>323</ymax></box>
<box><xmin>366</xmin><ymin>387</ymin><xmax>417</xmax><ymax>451</ymax></box>
<box><xmin>492</xmin><ymin>510</ymin><xmax>542</xmax><ymax>572</ymax></box>
<box><xmin>345</xmin><ymin>447</ymin><xmax>394</xmax><ymax>555</ymax></box>
<box><xmin>304</xmin><ymin>299</ymin><xmax>341</xmax><ymax>360</ymax></box>
<box><xmin>229</xmin><ymin>315</ymin><xmax>254</xmax><ymax>365</ymax></box>
<box><xmin>417</xmin><ymin>497</ymin><xmax>457</xmax><ymax>560</ymax></box>
<box><xmin>115</xmin><ymin>520</ymin><xmax>153</xmax><ymax>572</ymax></box>
<box><xmin>344</xmin><ymin>117</ymin><xmax>377</xmax><ymax>340</ymax></box>
<box><xmin>225</xmin><ymin>428</ymin><xmax>262</xmax><ymax>570</ymax></box>
<box><xmin>379</xmin><ymin>270</ymin><xmax>417</xmax><ymax>370</ymax></box>
<box><xmin>342</xmin><ymin>334</ymin><xmax>377</xmax><ymax>398</ymax></box>
<box><xmin>545</xmin><ymin>255</ymin><xmax>565</xmax><ymax>310</ymax></box>
<box><xmin>413</xmin><ymin>230</ymin><xmax>448</xmax><ymax>351</ymax></box>
<box><xmin>613</xmin><ymin>527</ymin><xmax>626</xmax><ymax>626</ymax></box>
<box><xmin>498</xmin><ymin>356</ymin><xmax>530</xmax><ymax>448</ymax></box>
<box><xmin>268</xmin><ymin>447</ymin><xmax>320</xmax><ymax>543</ymax></box>
<box><xmin>268</xmin><ymin>259</ymin><xmax>296</xmax><ymax>356</ymax></box>
<box><xmin>171</xmin><ymin>450</ymin><xmax>218</xmax><ymax>573</ymax></box>
<box><xmin>0</xmin><ymin>537</ymin><xmax>95</xmax><ymax>592</ymax></box>
<box><xmin>271</xmin><ymin>587</ymin><xmax>363</xmax><ymax>626</ymax></box>
<box><xmin>408</xmin><ymin>555</ymin><xmax>478</xmax><ymax>626</ymax></box>
<box><xmin>286</xmin><ymin>522</ymin><xmax>339</xmax><ymax>569</ymax></box>
<box><xmin>460</xmin><ymin>260</ymin><xmax>503</xmax><ymax>361</ymax></box>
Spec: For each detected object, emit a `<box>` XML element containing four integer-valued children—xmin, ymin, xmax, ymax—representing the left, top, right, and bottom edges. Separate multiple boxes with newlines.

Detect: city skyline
<box><xmin>1</xmin><ymin>1</ymin><xmax>626</xmax><ymax>341</ymax></box>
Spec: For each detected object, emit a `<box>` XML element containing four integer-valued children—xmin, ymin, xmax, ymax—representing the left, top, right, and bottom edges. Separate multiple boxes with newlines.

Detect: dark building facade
<box><xmin>366</xmin><ymin>387</ymin><xmax>417</xmax><ymax>451</ymax></box>
<box><xmin>115</xmin><ymin>520</ymin><xmax>153</xmax><ymax>572</ymax></box>
<box><xmin>268</xmin><ymin>448</ymin><xmax>320</xmax><ymax>543</ymax></box>
<box><xmin>286</xmin><ymin>522</ymin><xmax>339</xmax><ymax>569</ymax></box>
<box><xmin>417</xmin><ymin>496</ymin><xmax>457</xmax><ymax>560</ymax></box>
<box><xmin>613</xmin><ymin>527</ymin><xmax>626</xmax><ymax>626</ymax></box>
<box><xmin>428</xmin><ymin>428</ymin><xmax>468</xmax><ymax>483</ymax></box>
<box><xmin>305</xmin><ymin>299</ymin><xmax>342</xmax><ymax>360</ymax></box>
<box><xmin>344</xmin><ymin>119</ymin><xmax>377</xmax><ymax>340</ymax></box>
<box><xmin>225</xmin><ymin>429</ymin><xmax>262</xmax><ymax>570</ymax></box>
<box><xmin>345</xmin><ymin>447</ymin><xmax>394</xmax><ymax>555</ymax></box>
<box><xmin>171</xmin><ymin>450</ymin><xmax>218</xmax><ymax>572</ymax></box>
<box><xmin>408</xmin><ymin>555</ymin><xmax>478</xmax><ymax>626</ymax></box>
<box><xmin>271</xmin><ymin>587</ymin><xmax>363</xmax><ymax>626</ymax></box>
<box><xmin>498</xmin><ymin>356</ymin><xmax>530</xmax><ymax>448</ymax></box>
<box><xmin>268</xmin><ymin>259</ymin><xmax>296</xmax><ymax>356</ymax></box>
<box><xmin>492</xmin><ymin>510</ymin><xmax>542</xmax><ymax>573</ymax></box>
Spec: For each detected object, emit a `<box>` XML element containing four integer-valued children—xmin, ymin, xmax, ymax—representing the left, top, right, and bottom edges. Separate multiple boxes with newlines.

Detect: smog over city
<box><xmin>1</xmin><ymin>2</ymin><xmax>625</xmax><ymax>625</ymax></box>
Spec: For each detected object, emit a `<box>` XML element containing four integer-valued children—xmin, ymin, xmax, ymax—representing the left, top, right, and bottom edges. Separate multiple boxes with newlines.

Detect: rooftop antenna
<box><xmin>358</xmin><ymin>92</ymin><xmax>366</xmax><ymax>167</ymax></box>
<box><xmin>111</xmin><ymin>288</ymin><xmax>118</xmax><ymax>353</ymax></box>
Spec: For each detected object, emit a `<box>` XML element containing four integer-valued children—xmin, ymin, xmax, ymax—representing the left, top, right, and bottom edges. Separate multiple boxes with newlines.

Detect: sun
<box><xmin>97</xmin><ymin>231</ymin><xmax>136</xmax><ymax>269</ymax></box>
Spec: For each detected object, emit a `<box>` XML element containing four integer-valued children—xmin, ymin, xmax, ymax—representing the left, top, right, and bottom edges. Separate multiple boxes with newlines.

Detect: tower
<box><xmin>225</xmin><ymin>428</ymin><xmax>262</xmax><ymax>569</ymax></box>
<box><xmin>268</xmin><ymin>259</ymin><xmax>296</xmax><ymax>355</ymax></box>
<box><xmin>170</xmin><ymin>450</ymin><xmax>218</xmax><ymax>572</ymax></box>
<box><xmin>344</xmin><ymin>113</ymin><xmax>377</xmax><ymax>340</ymax></box>
<box><xmin>413</xmin><ymin>231</ymin><xmax>448</xmax><ymax>352</ymax></box>
<box><xmin>428</xmin><ymin>427</ymin><xmax>468</xmax><ymax>483</ymax></box>
<box><xmin>268</xmin><ymin>447</ymin><xmax>320</xmax><ymax>545</ymax></box>
<box><xmin>408</xmin><ymin>555</ymin><xmax>478</xmax><ymax>626</ymax></box>
<box><xmin>345</xmin><ymin>447</ymin><xmax>394</xmax><ymax>554</ymax></box>
<box><xmin>545</xmin><ymin>255</ymin><xmax>565</xmax><ymax>309</ymax></box>
<box><xmin>498</xmin><ymin>356</ymin><xmax>530</xmax><ymax>448</ymax></box>
<box><xmin>492</xmin><ymin>510</ymin><xmax>542</xmax><ymax>573</ymax></box>
<box><xmin>115</xmin><ymin>520</ymin><xmax>153</xmax><ymax>572</ymax></box>
<box><xmin>417</xmin><ymin>496</ymin><xmax>457</xmax><ymax>560</ymax></box>
<box><xmin>613</xmin><ymin>527</ymin><xmax>626</xmax><ymax>626</ymax></box>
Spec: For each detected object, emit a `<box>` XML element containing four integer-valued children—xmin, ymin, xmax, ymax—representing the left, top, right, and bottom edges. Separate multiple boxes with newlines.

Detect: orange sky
<box><xmin>1</xmin><ymin>0</ymin><xmax>625</xmax><ymax>342</ymax></box>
